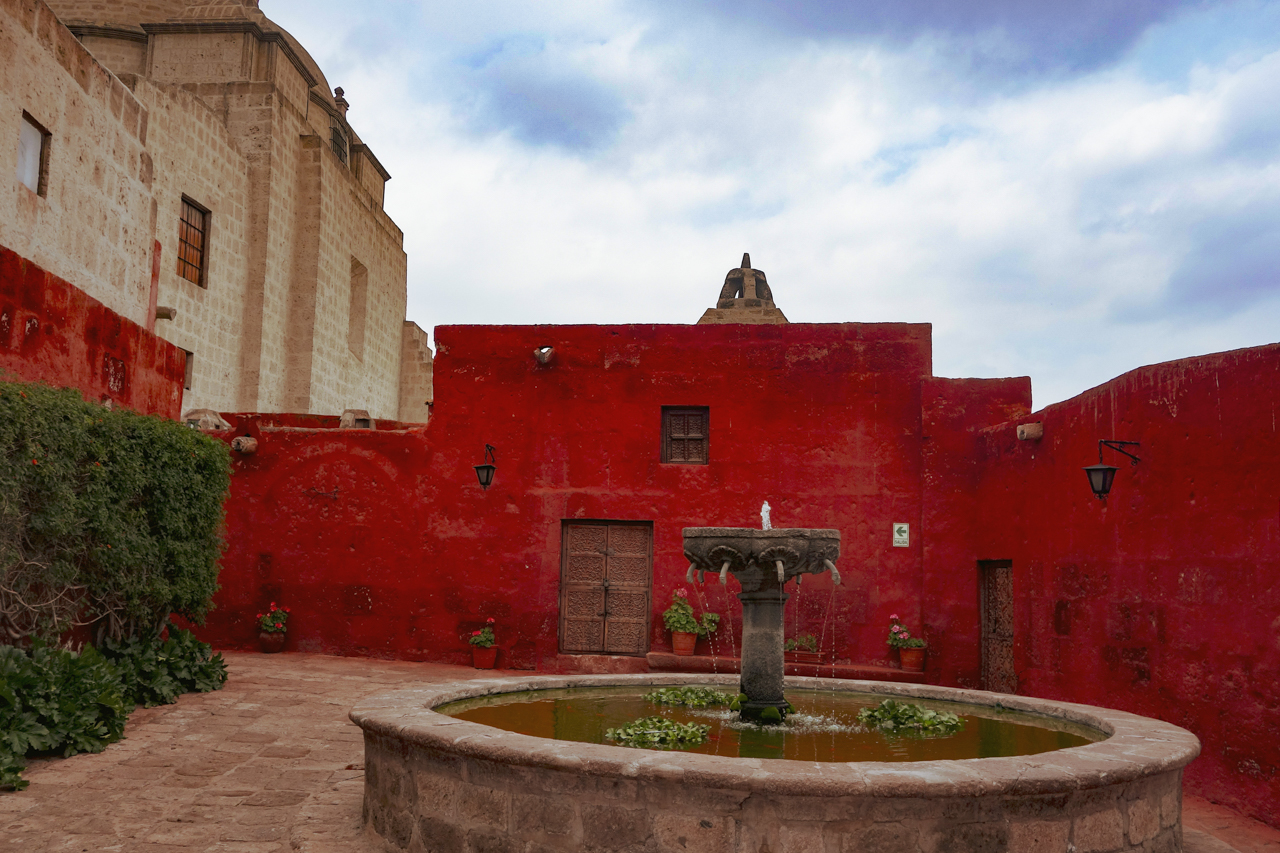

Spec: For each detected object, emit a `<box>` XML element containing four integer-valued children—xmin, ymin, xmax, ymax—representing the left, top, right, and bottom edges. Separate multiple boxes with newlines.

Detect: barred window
<box><xmin>177</xmin><ymin>197</ymin><xmax>208</xmax><ymax>286</ymax></box>
<box><xmin>331</xmin><ymin>122</ymin><xmax>348</xmax><ymax>165</ymax></box>
<box><xmin>662</xmin><ymin>407</ymin><xmax>709</xmax><ymax>464</ymax></box>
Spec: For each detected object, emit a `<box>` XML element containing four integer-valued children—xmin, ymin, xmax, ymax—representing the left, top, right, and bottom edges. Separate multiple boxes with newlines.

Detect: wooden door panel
<box><xmin>980</xmin><ymin>562</ymin><xmax>1016</xmax><ymax>693</ymax></box>
<box><xmin>559</xmin><ymin>522</ymin><xmax>652</xmax><ymax>657</ymax></box>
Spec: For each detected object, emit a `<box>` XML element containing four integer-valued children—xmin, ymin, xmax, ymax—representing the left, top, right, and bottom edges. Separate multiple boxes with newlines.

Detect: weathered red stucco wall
<box><xmin>203</xmin><ymin>323</ymin><xmax>1021</xmax><ymax>673</ymax></box>
<box><xmin>971</xmin><ymin>343</ymin><xmax>1280</xmax><ymax>826</ymax></box>
<box><xmin>0</xmin><ymin>244</ymin><xmax>184</xmax><ymax>417</ymax></box>
<box><xmin>196</xmin><ymin>321</ymin><xmax>1280</xmax><ymax>826</ymax></box>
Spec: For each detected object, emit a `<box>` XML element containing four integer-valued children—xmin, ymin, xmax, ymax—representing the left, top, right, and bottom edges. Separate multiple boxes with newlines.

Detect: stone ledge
<box><xmin>645</xmin><ymin>652</ymin><xmax>928</xmax><ymax>683</ymax></box>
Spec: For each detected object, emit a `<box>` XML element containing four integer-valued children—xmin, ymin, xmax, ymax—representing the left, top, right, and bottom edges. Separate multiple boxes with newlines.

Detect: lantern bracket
<box><xmin>1098</xmin><ymin>440</ymin><xmax>1141</xmax><ymax>465</ymax></box>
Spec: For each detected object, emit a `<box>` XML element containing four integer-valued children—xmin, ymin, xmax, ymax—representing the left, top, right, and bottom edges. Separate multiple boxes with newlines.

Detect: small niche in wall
<box><xmin>348</xmin><ymin>258</ymin><xmax>368</xmax><ymax>361</ymax></box>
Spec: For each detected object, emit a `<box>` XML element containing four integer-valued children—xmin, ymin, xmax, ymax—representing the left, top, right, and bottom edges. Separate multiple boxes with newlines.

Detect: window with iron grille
<box><xmin>177</xmin><ymin>197</ymin><xmax>208</xmax><ymax>286</ymax></box>
<box><xmin>330</xmin><ymin>122</ymin><xmax>348</xmax><ymax>165</ymax></box>
<box><xmin>662</xmin><ymin>407</ymin><xmax>709</xmax><ymax>464</ymax></box>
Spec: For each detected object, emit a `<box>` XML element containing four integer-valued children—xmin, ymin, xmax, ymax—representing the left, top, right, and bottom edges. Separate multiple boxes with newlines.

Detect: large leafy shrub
<box><xmin>0</xmin><ymin>381</ymin><xmax>230</xmax><ymax>642</ymax></box>
<box><xmin>0</xmin><ymin>629</ymin><xmax>227</xmax><ymax>790</ymax></box>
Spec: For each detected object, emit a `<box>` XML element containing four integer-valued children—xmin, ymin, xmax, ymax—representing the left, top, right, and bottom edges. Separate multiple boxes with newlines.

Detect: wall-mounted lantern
<box><xmin>1084</xmin><ymin>440</ymin><xmax>1140</xmax><ymax>500</ymax></box>
<box><xmin>474</xmin><ymin>444</ymin><xmax>497</xmax><ymax>490</ymax></box>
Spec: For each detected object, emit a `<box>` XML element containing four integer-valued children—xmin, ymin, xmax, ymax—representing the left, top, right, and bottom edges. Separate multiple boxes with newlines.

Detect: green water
<box><xmin>439</xmin><ymin>687</ymin><xmax>1103</xmax><ymax>763</ymax></box>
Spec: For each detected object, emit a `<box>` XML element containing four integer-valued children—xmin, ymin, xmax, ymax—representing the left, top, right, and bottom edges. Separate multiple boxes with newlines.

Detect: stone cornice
<box><xmin>352</xmin><ymin>144</ymin><xmax>391</xmax><ymax>182</ymax></box>
<box><xmin>139</xmin><ymin>20</ymin><xmax>317</xmax><ymax>88</ymax></box>
<box><xmin>65</xmin><ymin>23</ymin><xmax>149</xmax><ymax>43</ymax></box>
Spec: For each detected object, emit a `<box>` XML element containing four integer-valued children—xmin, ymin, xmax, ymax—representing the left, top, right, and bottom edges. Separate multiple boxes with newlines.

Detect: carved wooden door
<box><xmin>980</xmin><ymin>560</ymin><xmax>1016</xmax><ymax>693</ymax></box>
<box><xmin>559</xmin><ymin>522</ymin><xmax>652</xmax><ymax>656</ymax></box>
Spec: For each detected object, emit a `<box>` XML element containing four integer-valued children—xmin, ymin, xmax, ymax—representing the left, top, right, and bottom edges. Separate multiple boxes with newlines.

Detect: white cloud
<box><xmin>265</xmin><ymin>0</ymin><xmax>1280</xmax><ymax>409</ymax></box>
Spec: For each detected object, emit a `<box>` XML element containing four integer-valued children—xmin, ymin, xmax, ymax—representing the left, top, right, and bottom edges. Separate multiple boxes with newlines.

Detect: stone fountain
<box><xmin>682</xmin><ymin>525</ymin><xmax>841</xmax><ymax>722</ymax></box>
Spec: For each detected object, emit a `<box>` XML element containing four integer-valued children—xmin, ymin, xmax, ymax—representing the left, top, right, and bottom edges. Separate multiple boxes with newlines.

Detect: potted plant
<box><xmin>257</xmin><ymin>602</ymin><xmax>289</xmax><ymax>653</ymax></box>
<box><xmin>662</xmin><ymin>588</ymin><xmax>719</xmax><ymax>656</ymax></box>
<box><xmin>468</xmin><ymin>617</ymin><xmax>498</xmax><ymax>668</ymax></box>
<box><xmin>784</xmin><ymin>633</ymin><xmax>823</xmax><ymax>665</ymax></box>
<box><xmin>887</xmin><ymin>614</ymin><xmax>926</xmax><ymax>672</ymax></box>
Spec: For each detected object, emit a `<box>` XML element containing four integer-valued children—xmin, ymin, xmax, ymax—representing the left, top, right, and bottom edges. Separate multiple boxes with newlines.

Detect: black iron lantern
<box><xmin>1083</xmin><ymin>463</ymin><xmax>1118</xmax><ymax>499</ymax></box>
<box><xmin>1084</xmin><ymin>440</ymin><xmax>1140</xmax><ymax>500</ymax></box>
<box><xmin>474</xmin><ymin>444</ymin><xmax>496</xmax><ymax>490</ymax></box>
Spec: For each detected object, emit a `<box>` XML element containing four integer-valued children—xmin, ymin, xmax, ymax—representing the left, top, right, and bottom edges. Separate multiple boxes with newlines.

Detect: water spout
<box><xmin>776</xmin><ymin>560</ymin><xmax>785</xmax><ymax>584</ymax></box>
<box><xmin>824</xmin><ymin>559</ymin><xmax>841</xmax><ymax>585</ymax></box>
<box><xmin>686</xmin><ymin>564</ymin><xmax>696</xmax><ymax>583</ymax></box>
<box><xmin>720</xmin><ymin>561</ymin><xmax>730</xmax><ymax>585</ymax></box>
<box><xmin>761</xmin><ymin>501</ymin><xmax>771</xmax><ymax>530</ymax></box>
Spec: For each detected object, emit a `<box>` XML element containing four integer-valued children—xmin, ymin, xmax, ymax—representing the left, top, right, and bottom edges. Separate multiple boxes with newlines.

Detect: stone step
<box><xmin>645</xmin><ymin>652</ymin><xmax>930</xmax><ymax>683</ymax></box>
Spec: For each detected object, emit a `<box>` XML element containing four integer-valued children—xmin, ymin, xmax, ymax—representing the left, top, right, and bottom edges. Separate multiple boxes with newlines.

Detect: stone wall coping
<box><xmin>350</xmin><ymin>673</ymin><xmax>1200</xmax><ymax>800</ymax></box>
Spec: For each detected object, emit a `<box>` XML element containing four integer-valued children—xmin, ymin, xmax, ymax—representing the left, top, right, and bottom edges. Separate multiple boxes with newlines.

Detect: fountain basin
<box><xmin>351</xmin><ymin>674</ymin><xmax>1199</xmax><ymax>852</ymax></box>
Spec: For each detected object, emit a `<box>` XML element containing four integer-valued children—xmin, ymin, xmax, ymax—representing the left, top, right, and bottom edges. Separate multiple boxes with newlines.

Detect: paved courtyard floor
<box><xmin>0</xmin><ymin>652</ymin><xmax>1275</xmax><ymax>853</ymax></box>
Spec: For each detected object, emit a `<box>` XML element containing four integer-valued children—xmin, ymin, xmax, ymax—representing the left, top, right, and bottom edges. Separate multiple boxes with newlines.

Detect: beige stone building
<box><xmin>1</xmin><ymin>0</ymin><xmax>432</xmax><ymax>421</ymax></box>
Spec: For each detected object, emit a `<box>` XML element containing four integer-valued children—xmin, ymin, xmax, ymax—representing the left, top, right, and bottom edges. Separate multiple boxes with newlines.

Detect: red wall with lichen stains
<box><xmin>970</xmin><ymin>343</ymin><xmax>1280</xmax><ymax>827</ymax></box>
<box><xmin>194</xmin><ymin>321</ymin><xmax>1280</xmax><ymax>826</ymax></box>
<box><xmin>0</xmin><ymin>245</ymin><xmax>184</xmax><ymax>417</ymax></box>
<box><xmin>202</xmin><ymin>323</ymin><xmax>1022</xmax><ymax>673</ymax></box>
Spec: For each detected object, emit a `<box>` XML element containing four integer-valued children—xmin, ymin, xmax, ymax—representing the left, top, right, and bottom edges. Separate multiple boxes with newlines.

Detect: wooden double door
<box><xmin>559</xmin><ymin>521</ymin><xmax>652</xmax><ymax>656</ymax></box>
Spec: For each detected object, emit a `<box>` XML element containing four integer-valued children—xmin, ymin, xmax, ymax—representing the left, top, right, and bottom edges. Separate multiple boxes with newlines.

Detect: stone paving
<box><xmin>0</xmin><ymin>652</ymin><xmax>1275</xmax><ymax>853</ymax></box>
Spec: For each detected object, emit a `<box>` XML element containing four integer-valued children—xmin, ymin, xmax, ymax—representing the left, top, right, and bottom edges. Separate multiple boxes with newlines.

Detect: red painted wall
<box><xmin>0</xmin><ymin>244</ymin><xmax>184</xmax><ymax>417</ymax></box>
<box><xmin>196</xmin><ymin>321</ymin><xmax>1280</xmax><ymax>826</ymax></box>
<box><xmin>970</xmin><ymin>343</ymin><xmax>1280</xmax><ymax>826</ymax></box>
<box><xmin>203</xmin><ymin>323</ymin><xmax>1020</xmax><ymax>672</ymax></box>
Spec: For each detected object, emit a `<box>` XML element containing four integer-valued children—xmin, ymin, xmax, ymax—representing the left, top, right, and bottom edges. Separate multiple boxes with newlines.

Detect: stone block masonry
<box><xmin>355</xmin><ymin>675</ymin><xmax>1199</xmax><ymax>853</ymax></box>
<box><xmin>0</xmin><ymin>0</ymin><xmax>155</xmax><ymax>328</ymax></box>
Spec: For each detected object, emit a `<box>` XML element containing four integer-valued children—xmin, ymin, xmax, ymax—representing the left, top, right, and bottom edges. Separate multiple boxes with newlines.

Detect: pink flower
<box><xmin>283</xmin><ymin>607</ymin><xmax>291</xmax><ymax>613</ymax></box>
<box><xmin>472</xmin><ymin>630</ymin><xmax>481</xmax><ymax>636</ymax></box>
<box><xmin>889</xmin><ymin>613</ymin><xmax>899</xmax><ymax>621</ymax></box>
<box><xmin>486</xmin><ymin>617</ymin><xmax>495</xmax><ymax>623</ymax></box>
<box><xmin>273</xmin><ymin>623</ymin><xmax>282</xmax><ymax>629</ymax></box>
<box><xmin>675</xmin><ymin>588</ymin><xmax>688</xmax><ymax>598</ymax></box>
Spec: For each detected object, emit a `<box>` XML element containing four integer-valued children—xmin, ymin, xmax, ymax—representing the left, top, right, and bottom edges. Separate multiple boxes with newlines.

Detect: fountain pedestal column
<box><xmin>682</xmin><ymin>527</ymin><xmax>842</xmax><ymax>723</ymax></box>
<box><xmin>737</xmin><ymin>590</ymin><xmax>789</xmax><ymax>721</ymax></box>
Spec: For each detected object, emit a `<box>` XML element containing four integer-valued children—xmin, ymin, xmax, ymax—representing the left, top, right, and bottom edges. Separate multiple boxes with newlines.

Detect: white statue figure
<box><xmin>761</xmin><ymin>501</ymin><xmax>772</xmax><ymax>530</ymax></box>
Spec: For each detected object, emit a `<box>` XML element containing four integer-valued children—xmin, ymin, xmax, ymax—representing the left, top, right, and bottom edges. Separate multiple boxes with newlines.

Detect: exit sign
<box><xmin>892</xmin><ymin>523</ymin><xmax>910</xmax><ymax>547</ymax></box>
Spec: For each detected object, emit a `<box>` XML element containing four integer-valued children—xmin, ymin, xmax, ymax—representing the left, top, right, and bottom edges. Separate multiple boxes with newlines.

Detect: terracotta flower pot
<box><xmin>671</xmin><ymin>631</ymin><xmax>697</xmax><ymax>656</ymax></box>
<box><xmin>900</xmin><ymin>647</ymin><xmax>926</xmax><ymax>673</ymax></box>
<box><xmin>472</xmin><ymin>646</ymin><xmax>498</xmax><ymax>669</ymax></box>
<box><xmin>785</xmin><ymin>651</ymin><xmax>824</xmax><ymax>665</ymax></box>
<box><xmin>259</xmin><ymin>631</ymin><xmax>286</xmax><ymax>653</ymax></box>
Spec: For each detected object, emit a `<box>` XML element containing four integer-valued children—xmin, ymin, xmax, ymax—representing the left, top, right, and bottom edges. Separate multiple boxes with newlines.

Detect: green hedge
<box><xmin>0</xmin><ymin>381</ymin><xmax>231</xmax><ymax>641</ymax></box>
<box><xmin>0</xmin><ymin>629</ymin><xmax>228</xmax><ymax>790</ymax></box>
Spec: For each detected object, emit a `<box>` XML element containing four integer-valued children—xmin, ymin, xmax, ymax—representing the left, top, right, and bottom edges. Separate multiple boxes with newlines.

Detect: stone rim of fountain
<box><xmin>350</xmin><ymin>673</ymin><xmax>1200</xmax><ymax>797</ymax></box>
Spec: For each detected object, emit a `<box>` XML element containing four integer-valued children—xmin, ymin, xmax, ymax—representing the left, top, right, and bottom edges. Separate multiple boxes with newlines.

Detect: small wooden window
<box><xmin>17</xmin><ymin>112</ymin><xmax>51</xmax><ymax>196</ymax></box>
<box><xmin>177</xmin><ymin>197</ymin><xmax>209</xmax><ymax>286</ymax></box>
<box><xmin>662</xmin><ymin>406</ymin><xmax>709</xmax><ymax>464</ymax></box>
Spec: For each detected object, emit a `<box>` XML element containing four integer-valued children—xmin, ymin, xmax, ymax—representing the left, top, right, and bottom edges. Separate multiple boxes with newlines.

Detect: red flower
<box><xmin>256</xmin><ymin>613</ymin><xmax>263</xmax><ymax>619</ymax></box>
<box><xmin>31</xmin><ymin>459</ymin><xmax>38</xmax><ymax>465</ymax></box>
<box><xmin>486</xmin><ymin>617</ymin><xmax>495</xmax><ymax>623</ymax></box>
<box><xmin>283</xmin><ymin>607</ymin><xmax>290</xmax><ymax>613</ymax></box>
<box><xmin>472</xmin><ymin>630</ymin><xmax>481</xmax><ymax>636</ymax></box>
<box><xmin>273</xmin><ymin>623</ymin><xmax>282</xmax><ymax>629</ymax></box>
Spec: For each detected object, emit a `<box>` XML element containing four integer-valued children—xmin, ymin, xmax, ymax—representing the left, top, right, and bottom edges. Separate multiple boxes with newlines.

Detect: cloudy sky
<box><xmin>268</xmin><ymin>0</ymin><xmax>1280</xmax><ymax>408</ymax></box>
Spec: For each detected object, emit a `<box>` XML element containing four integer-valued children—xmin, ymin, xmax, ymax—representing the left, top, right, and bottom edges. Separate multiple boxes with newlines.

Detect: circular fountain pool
<box><xmin>351</xmin><ymin>674</ymin><xmax>1199</xmax><ymax>853</ymax></box>
<box><xmin>439</xmin><ymin>686</ymin><xmax>1101</xmax><ymax>763</ymax></box>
